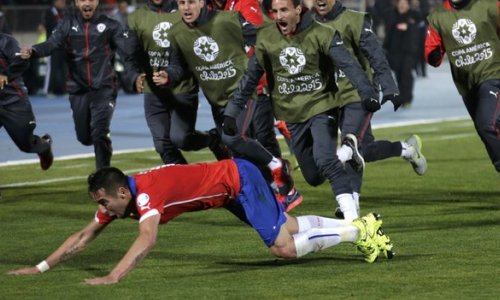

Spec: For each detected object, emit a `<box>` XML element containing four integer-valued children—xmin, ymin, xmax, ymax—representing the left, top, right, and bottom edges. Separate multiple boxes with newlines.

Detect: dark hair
<box><xmin>449</xmin><ymin>0</ymin><xmax>471</xmax><ymax>10</ymax></box>
<box><xmin>87</xmin><ymin>167</ymin><xmax>128</xmax><ymax>196</ymax></box>
<box><xmin>263</xmin><ymin>0</ymin><xmax>302</xmax><ymax>11</ymax></box>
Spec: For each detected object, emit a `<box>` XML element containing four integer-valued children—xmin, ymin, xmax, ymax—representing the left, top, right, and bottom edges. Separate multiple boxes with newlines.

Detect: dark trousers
<box><xmin>287</xmin><ymin>109</ymin><xmax>352</xmax><ymax>196</ymax></box>
<box><xmin>69</xmin><ymin>87</ymin><xmax>116</xmax><ymax>170</ymax></box>
<box><xmin>389</xmin><ymin>53</ymin><xmax>415</xmax><ymax>105</ymax></box>
<box><xmin>463</xmin><ymin>79</ymin><xmax>500</xmax><ymax>173</ymax></box>
<box><xmin>339</xmin><ymin>102</ymin><xmax>402</xmax><ymax>192</ymax></box>
<box><xmin>213</xmin><ymin>102</ymin><xmax>274</xmax><ymax>166</ymax></box>
<box><xmin>0</xmin><ymin>98</ymin><xmax>49</xmax><ymax>154</ymax></box>
<box><xmin>144</xmin><ymin>92</ymin><xmax>209</xmax><ymax>165</ymax></box>
<box><xmin>251</xmin><ymin>94</ymin><xmax>281</xmax><ymax>158</ymax></box>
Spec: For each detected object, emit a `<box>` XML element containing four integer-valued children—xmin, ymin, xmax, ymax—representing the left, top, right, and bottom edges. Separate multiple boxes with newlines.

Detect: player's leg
<box><xmin>287</xmin><ymin>121</ymin><xmax>325</xmax><ymax>186</ymax></box>
<box><xmin>1</xmin><ymin>99</ymin><xmax>53</xmax><ymax>170</ymax></box>
<box><xmin>219</xmin><ymin>103</ymin><xmax>294</xmax><ymax>197</ymax></box>
<box><xmin>337</xmin><ymin>102</ymin><xmax>370</xmax><ymax>173</ymax></box>
<box><xmin>89</xmin><ymin>88</ymin><xmax>116</xmax><ymax>170</ymax></box>
<box><xmin>144</xmin><ymin>92</ymin><xmax>187</xmax><ymax>164</ymax></box>
<box><xmin>251</xmin><ymin>95</ymin><xmax>303</xmax><ymax>211</ymax></box>
<box><xmin>170</xmin><ymin>92</ymin><xmax>211</xmax><ymax>151</ymax></box>
<box><xmin>472</xmin><ymin>80</ymin><xmax>500</xmax><ymax>173</ymax></box>
<box><xmin>69</xmin><ymin>92</ymin><xmax>92</xmax><ymax>147</ymax></box>
<box><xmin>273</xmin><ymin>213</ymin><xmax>389</xmax><ymax>262</ymax></box>
<box><xmin>252</xmin><ymin>94</ymin><xmax>282</xmax><ymax>158</ymax></box>
<box><xmin>309</xmin><ymin>110</ymin><xmax>358</xmax><ymax>221</ymax></box>
<box><xmin>352</xmin><ymin>119</ymin><xmax>427</xmax><ymax>175</ymax></box>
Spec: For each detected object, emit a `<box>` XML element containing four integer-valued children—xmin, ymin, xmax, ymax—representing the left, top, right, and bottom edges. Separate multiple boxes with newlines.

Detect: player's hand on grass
<box><xmin>83</xmin><ymin>275</ymin><xmax>119</xmax><ymax>285</ymax></box>
<box><xmin>7</xmin><ymin>266</ymin><xmax>41</xmax><ymax>275</ymax></box>
<box><xmin>135</xmin><ymin>73</ymin><xmax>146</xmax><ymax>93</ymax></box>
<box><xmin>152</xmin><ymin>70</ymin><xmax>169</xmax><ymax>86</ymax></box>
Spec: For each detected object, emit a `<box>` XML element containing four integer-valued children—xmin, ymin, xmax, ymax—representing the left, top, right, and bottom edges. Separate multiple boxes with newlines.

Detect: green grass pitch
<box><xmin>1</xmin><ymin>119</ymin><xmax>499</xmax><ymax>299</ymax></box>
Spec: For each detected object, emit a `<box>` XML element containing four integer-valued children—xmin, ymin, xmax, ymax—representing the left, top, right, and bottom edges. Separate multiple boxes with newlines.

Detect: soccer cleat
<box><xmin>374</xmin><ymin>227</ymin><xmax>395</xmax><ymax>259</ymax></box>
<box><xmin>271</xmin><ymin>159</ymin><xmax>294</xmax><ymax>196</ymax></box>
<box><xmin>343</xmin><ymin>133</ymin><xmax>365</xmax><ymax>173</ymax></box>
<box><xmin>208</xmin><ymin>128</ymin><xmax>233</xmax><ymax>161</ymax></box>
<box><xmin>351</xmin><ymin>213</ymin><xmax>382</xmax><ymax>263</ymax></box>
<box><xmin>283</xmin><ymin>187</ymin><xmax>303</xmax><ymax>212</ymax></box>
<box><xmin>404</xmin><ymin>134</ymin><xmax>427</xmax><ymax>175</ymax></box>
<box><xmin>38</xmin><ymin>134</ymin><xmax>53</xmax><ymax>171</ymax></box>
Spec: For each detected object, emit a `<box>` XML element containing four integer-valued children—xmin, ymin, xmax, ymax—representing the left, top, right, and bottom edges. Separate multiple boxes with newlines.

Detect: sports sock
<box><xmin>400</xmin><ymin>141</ymin><xmax>412</xmax><ymax>158</ymax></box>
<box><xmin>296</xmin><ymin>215</ymin><xmax>349</xmax><ymax>232</ymax></box>
<box><xmin>336</xmin><ymin>193</ymin><xmax>359</xmax><ymax>221</ymax></box>
<box><xmin>336</xmin><ymin>144</ymin><xmax>353</xmax><ymax>163</ymax></box>
<box><xmin>293</xmin><ymin>226</ymin><xmax>358</xmax><ymax>257</ymax></box>
<box><xmin>267</xmin><ymin>157</ymin><xmax>282</xmax><ymax>170</ymax></box>
<box><xmin>353</xmin><ymin>192</ymin><xmax>360</xmax><ymax>214</ymax></box>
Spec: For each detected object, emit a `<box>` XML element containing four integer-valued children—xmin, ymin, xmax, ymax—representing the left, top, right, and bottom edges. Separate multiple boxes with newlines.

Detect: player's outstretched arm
<box><xmin>7</xmin><ymin>220</ymin><xmax>107</xmax><ymax>276</ymax></box>
<box><xmin>84</xmin><ymin>214</ymin><xmax>161</xmax><ymax>285</ymax></box>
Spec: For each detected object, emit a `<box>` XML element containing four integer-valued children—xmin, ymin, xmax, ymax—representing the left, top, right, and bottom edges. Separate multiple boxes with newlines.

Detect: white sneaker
<box><xmin>404</xmin><ymin>135</ymin><xmax>427</xmax><ymax>175</ymax></box>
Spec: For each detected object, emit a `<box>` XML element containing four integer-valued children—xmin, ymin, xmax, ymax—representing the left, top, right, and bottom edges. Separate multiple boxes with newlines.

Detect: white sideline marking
<box><xmin>0</xmin><ymin>117</ymin><xmax>470</xmax><ymax>188</ymax></box>
<box><xmin>0</xmin><ymin>167</ymin><xmax>145</xmax><ymax>188</ymax></box>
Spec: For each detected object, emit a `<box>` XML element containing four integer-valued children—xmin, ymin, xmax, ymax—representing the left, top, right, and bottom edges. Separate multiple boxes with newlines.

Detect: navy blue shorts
<box><xmin>232</xmin><ymin>158</ymin><xmax>287</xmax><ymax>247</ymax></box>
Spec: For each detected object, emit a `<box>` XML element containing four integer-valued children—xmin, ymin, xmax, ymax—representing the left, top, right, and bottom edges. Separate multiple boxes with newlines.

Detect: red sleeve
<box><xmin>95</xmin><ymin>208</ymin><xmax>116</xmax><ymax>225</ymax></box>
<box><xmin>424</xmin><ymin>24</ymin><xmax>445</xmax><ymax>67</ymax></box>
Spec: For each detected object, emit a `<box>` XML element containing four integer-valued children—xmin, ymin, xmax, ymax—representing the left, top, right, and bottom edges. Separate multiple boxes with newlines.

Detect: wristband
<box><xmin>36</xmin><ymin>260</ymin><xmax>50</xmax><ymax>273</ymax></box>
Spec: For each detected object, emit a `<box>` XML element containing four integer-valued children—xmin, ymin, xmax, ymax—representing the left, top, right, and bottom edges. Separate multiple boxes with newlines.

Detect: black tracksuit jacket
<box><xmin>32</xmin><ymin>11</ymin><xmax>134</xmax><ymax>94</ymax></box>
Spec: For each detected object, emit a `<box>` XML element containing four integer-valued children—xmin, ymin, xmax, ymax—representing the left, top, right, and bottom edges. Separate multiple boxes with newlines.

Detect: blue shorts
<box><xmin>229</xmin><ymin>159</ymin><xmax>287</xmax><ymax>247</ymax></box>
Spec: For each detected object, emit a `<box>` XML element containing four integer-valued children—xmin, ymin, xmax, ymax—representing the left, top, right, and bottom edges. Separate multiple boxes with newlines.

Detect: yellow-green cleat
<box><xmin>374</xmin><ymin>228</ymin><xmax>395</xmax><ymax>259</ymax></box>
<box><xmin>352</xmin><ymin>213</ymin><xmax>382</xmax><ymax>263</ymax></box>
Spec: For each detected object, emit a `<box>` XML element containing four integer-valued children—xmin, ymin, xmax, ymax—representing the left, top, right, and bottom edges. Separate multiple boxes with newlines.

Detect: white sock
<box><xmin>353</xmin><ymin>192</ymin><xmax>360</xmax><ymax>215</ymax></box>
<box><xmin>336</xmin><ymin>144</ymin><xmax>353</xmax><ymax>163</ymax></box>
<box><xmin>293</xmin><ymin>226</ymin><xmax>358</xmax><ymax>257</ymax></box>
<box><xmin>296</xmin><ymin>215</ymin><xmax>350</xmax><ymax>232</ymax></box>
<box><xmin>267</xmin><ymin>157</ymin><xmax>282</xmax><ymax>170</ymax></box>
<box><xmin>336</xmin><ymin>193</ymin><xmax>359</xmax><ymax>221</ymax></box>
<box><xmin>401</xmin><ymin>141</ymin><xmax>412</xmax><ymax>158</ymax></box>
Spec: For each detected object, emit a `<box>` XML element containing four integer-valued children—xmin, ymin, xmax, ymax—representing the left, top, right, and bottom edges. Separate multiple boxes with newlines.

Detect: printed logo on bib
<box><xmin>137</xmin><ymin>193</ymin><xmax>151</xmax><ymax>211</ymax></box>
<box><xmin>97</xmin><ymin>23</ymin><xmax>106</xmax><ymax>33</ymax></box>
<box><xmin>193</xmin><ymin>36</ymin><xmax>219</xmax><ymax>62</ymax></box>
<box><xmin>449</xmin><ymin>19</ymin><xmax>493</xmax><ymax>68</ymax></box>
<box><xmin>279</xmin><ymin>47</ymin><xmax>306</xmax><ymax>75</ymax></box>
<box><xmin>452</xmin><ymin>19</ymin><xmax>476</xmax><ymax>45</ymax></box>
<box><xmin>152</xmin><ymin>22</ymin><xmax>173</xmax><ymax>48</ymax></box>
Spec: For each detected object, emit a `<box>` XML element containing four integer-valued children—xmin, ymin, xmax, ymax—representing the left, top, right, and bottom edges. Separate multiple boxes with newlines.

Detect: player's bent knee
<box><xmin>270</xmin><ymin>244</ymin><xmax>297</xmax><ymax>259</ymax></box>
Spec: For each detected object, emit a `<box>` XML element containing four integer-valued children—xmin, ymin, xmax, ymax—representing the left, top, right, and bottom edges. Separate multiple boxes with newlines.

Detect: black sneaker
<box><xmin>343</xmin><ymin>133</ymin><xmax>365</xmax><ymax>173</ymax></box>
<box><xmin>38</xmin><ymin>134</ymin><xmax>53</xmax><ymax>171</ymax></box>
<box><xmin>208</xmin><ymin>129</ymin><xmax>232</xmax><ymax>161</ymax></box>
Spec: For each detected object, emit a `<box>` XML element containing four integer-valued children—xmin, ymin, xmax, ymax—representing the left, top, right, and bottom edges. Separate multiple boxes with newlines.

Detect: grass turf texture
<box><xmin>1</xmin><ymin>119</ymin><xmax>499</xmax><ymax>299</ymax></box>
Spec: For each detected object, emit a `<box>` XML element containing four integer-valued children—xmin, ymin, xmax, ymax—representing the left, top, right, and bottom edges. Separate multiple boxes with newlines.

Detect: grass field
<box><xmin>1</xmin><ymin>119</ymin><xmax>499</xmax><ymax>299</ymax></box>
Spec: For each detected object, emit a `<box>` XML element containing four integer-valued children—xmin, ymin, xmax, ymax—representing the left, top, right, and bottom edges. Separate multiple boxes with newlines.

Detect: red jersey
<box><xmin>95</xmin><ymin>160</ymin><xmax>241</xmax><ymax>225</ymax></box>
<box><xmin>224</xmin><ymin>0</ymin><xmax>263</xmax><ymax>25</ymax></box>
